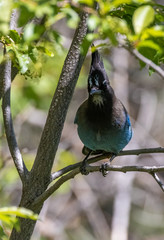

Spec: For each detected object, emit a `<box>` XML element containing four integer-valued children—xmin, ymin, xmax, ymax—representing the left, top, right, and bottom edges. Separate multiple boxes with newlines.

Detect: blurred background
<box><xmin>1</xmin><ymin>4</ymin><xmax>164</xmax><ymax>240</ymax></box>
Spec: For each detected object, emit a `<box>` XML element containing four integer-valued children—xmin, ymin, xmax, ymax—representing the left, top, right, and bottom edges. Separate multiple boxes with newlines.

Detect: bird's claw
<box><xmin>100</xmin><ymin>162</ymin><xmax>109</xmax><ymax>177</ymax></box>
<box><xmin>80</xmin><ymin>163</ymin><xmax>89</xmax><ymax>175</ymax></box>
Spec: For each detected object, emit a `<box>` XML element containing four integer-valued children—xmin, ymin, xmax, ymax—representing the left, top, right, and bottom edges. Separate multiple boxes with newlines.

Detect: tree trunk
<box><xmin>9</xmin><ymin>10</ymin><xmax>89</xmax><ymax>240</ymax></box>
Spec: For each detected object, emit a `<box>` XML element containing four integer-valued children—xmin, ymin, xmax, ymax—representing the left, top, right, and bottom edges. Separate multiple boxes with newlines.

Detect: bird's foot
<box><xmin>100</xmin><ymin>162</ymin><xmax>109</xmax><ymax>177</ymax></box>
<box><xmin>80</xmin><ymin>162</ymin><xmax>90</xmax><ymax>175</ymax></box>
<box><xmin>109</xmin><ymin>154</ymin><xmax>117</xmax><ymax>162</ymax></box>
<box><xmin>80</xmin><ymin>149</ymin><xmax>92</xmax><ymax>175</ymax></box>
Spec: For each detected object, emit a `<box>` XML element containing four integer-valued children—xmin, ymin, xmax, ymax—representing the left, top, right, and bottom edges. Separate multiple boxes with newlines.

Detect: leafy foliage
<box><xmin>0</xmin><ymin>207</ymin><xmax>38</xmax><ymax>239</ymax></box>
<box><xmin>0</xmin><ymin>0</ymin><xmax>164</xmax><ymax>78</ymax></box>
<box><xmin>82</xmin><ymin>0</ymin><xmax>164</xmax><ymax>69</ymax></box>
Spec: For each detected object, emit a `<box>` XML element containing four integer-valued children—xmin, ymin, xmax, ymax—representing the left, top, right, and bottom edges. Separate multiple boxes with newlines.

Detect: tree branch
<box><xmin>1</xmin><ymin>10</ymin><xmax>29</xmax><ymax>182</ymax></box>
<box><xmin>86</xmin><ymin>164</ymin><xmax>164</xmax><ymax>174</ymax></box>
<box><xmin>30</xmin><ymin>11</ymin><xmax>89</xmax><ymax>189</ymax></box>
<box><xmin>32</xmin><ymin>168</ymin><xmax>79</xmax><ymax>208</ymax></box>
<box><xmin>0</xmin><ymin>10</ymin><xmax>18</xmax><ymax>100</ymax></box>
<box><xmin>31</xmin><ymin>147</ymin><xmax>164</xmax><ymax>207</ymax></box>
<box><xmin>32</xmin><ymin>162</ymin><xmax>164</xmax><ymax>207</ymax></box>
<box><xmin>151</xmin><ymin>173</ymin><xmax>164</xmax><ymax>191</ymax></box>
<box><xmin>0</xmin><ymin>15</ymin><xmax>48</xmax><ymax>101</ymax></box>
<box><xmin>51</xmin><ymin>147</ymin><xmax>164</xmax><ymax>181</ymax></box>
<box><xmin>123</xmin><ymin>45</ymin><xmax>164</xmax><ymax>79</ymax></box>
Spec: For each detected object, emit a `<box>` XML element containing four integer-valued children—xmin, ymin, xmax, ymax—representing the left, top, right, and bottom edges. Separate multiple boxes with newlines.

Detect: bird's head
<box><xmin>88</xmin><ymin>49</ymin><xmax>113</xmax><ymax>107</ymax></box>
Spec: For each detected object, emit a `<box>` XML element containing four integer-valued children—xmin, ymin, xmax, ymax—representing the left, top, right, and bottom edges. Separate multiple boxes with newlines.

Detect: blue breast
<box><xmin>75</xmin><ymin>102</ymin><xmax>132</xmax><ymax>154</ymax></box>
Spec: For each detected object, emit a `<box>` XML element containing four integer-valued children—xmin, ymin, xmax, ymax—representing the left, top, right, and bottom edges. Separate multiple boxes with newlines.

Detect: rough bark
<box><xmin>9</xmin><ymin>11</ymin><xmax>89</xmax><ymax>240</ymax></box>
<box><xmin>0</xmin><ymin>9</ymin><xmax>19</xmax><ymax>100</ymax></box>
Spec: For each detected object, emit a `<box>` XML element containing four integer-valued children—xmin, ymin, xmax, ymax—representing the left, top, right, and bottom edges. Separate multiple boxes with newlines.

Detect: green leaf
<box><xmin>137</xmin><ymin>40</ymin><xmax>163</xmax><ymax>54</ymax></box>
<box><xmin>0</xmin><ymin>0</ymin><xmax>12</xmax><ymax>34</ymax></box>
<box><xmin>81</xmin><ymin>35</ymin><xmax>93</xmax><ymax>56</ymax></box>
<box><xmin>0</xmin><ymin>207</ymin><xmax>38</xmax><ymax>221</ymax></box>
<box><xmin>0</xmin><ymin>214</ymin><xmax>16</xmax><ymax>225</ymax></box>
<box><xmin>62</xmin><ymin>8</ymin><xmax>79</xmax><ymax>29</ymax></box>
<box><xmin>0</xmin><ymin>207</ymin><xmax>38</xmax><ymax>238</ymax></box>
<box><xmin>0</xmin><ymin>225</ymin><xmax>7</xmax><ymax>239</ymax></box>
<box><xmin>88</xmin><ymin>15</ymin><xmax>100</xmax><ymax>31</ymax></box>
<box><xmin>137</xmin><ymin>42</ymin><xmax>161</xmax><ymax>68</ymax></box>
<box><xmin>133</xmin><ymin>5</ymin><xmax>155</xmax><ymax>34</ymax></box>
<box><xmin>36</xmin><ymin>46</ymin><xmax>54</xmax><ymax>57</ymax></box>
<box><xmin>112</xmin><ymin>0</ymin><xmax>132</xmax><ymax>7</ymax></box>
<box><xmin>17</xmin><ymin>5</ymin><xmax>35</xmax><ymax>27</ymax></box>
<box><xmin>23</xmin><ymin>23</ymin><xmax>45</xmax><ymax>43</ymax></box>
<box><xmin>17</xmin><ymin>53</ymin><xmax>30</xmax><ymax>74</ymax></box>
<box><xmin>78</xmin><ymin>0</ymin><xmax>94</xmax><ymax>6</ymax></box>
<box><xmin>23</xmin><ymin>23</ymin><xmax>35</xmax><ymax>42</ymax></box>
<box><xmin>9</xmin><ymin>30</ymin><xmax>21</xmax><ymax>44</ymax></box>
<box><xmin>141</xmin><ymin>26</ymin><xmax>164</xmax><ymax>39</ymax></box>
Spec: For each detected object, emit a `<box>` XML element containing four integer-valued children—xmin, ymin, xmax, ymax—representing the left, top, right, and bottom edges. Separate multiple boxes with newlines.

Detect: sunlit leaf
<box><xmin>133</xmin><ymin>5</ymin><xmax>155</xmax><ymax>34</ymax></box>
<box><xmin>113</xmin><ymin>0</ymin><xmax>131</xmax><ymax>7</ymax></box>
<box><xmin>0</xmin><ymin>214</ymin><xmax>16</xmax><ymax>225</ymax></box>
<box><xmin>23</xmin><ymin>23</ymin><xmax>45</xmax><ymax>42</ymax></box>
<box><xmin>62</xmin><ymin>7</ymin><xmax>79</xmax><ymax>29</ymax></box>
<box><xmin>137</xmin><ymin>40</ymin><xmax>163</xmax><ymax>54</ymax></box>
<box><xmin>17</xmin><ymin>5</ymin><xmax>35</xmax><ymax>27</ymax></box>
<box><xmin>141</xmin><ymin>26</ymin><xmax>164</xmax><ymax>39</ymax></box>
<box><xmin>9</xmin><ymin>30</ymin><xmax>21</xmax><ymax>44</ymax></box>
<box><xmin>0</xmin><ymin>207</ymin><xmax>38</xmax><ymax>239</ymax></box>
<box><xmin>78</xmin><ymin>0</ymin><xmax>94</xmax><ymax>6</ymax></box>
<box><xmin>0</xmin><ymin>0</ymin><xmax>12</xmax><ymax>34</ymax></box>
<box><xmin>0</xmin><ymin>207</ymin><xmax>38</xmax><ymax>221</ymax></box>
<box><xmin>23</xmin><ymin>23</ymin><xmax>35</xmax><ymax>41</ymax></box>
<box><xmin>0</xmin><ymin>225</ymin><xmax>7</xmax><ymax>239</ymax></box>
<box><xmin>137</xmin><ymin>43</ymin><xmax>161</xmax><ymax>68</ymax></box>
<box><xmin>88</xmin><ymin>15</ymin><xmax>100</xmax><ymax>31</ymax></box>
<box><xmin>37</xmin><ymin>46</ymin><xmax>54</xmax><ymax>57</ymax></box>
<box><xmin>16</xmin><ymin>53</ymin><xmax>30</xmax><ymax>74</ymax></box>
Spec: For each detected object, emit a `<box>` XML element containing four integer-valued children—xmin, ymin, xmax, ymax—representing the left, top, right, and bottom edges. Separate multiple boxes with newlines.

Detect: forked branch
<box><xmin>123</xmin><ymin>45</ymin><xmax>164</xmax><ymax>79</ymax></box>
<box><xmin>31</xmin><ymin>147</ymin><xmax>164</xmax><ymax>207</ymax></box>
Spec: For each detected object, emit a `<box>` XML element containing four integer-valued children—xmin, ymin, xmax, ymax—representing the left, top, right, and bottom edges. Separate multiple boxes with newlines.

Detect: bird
<box><xmin>74</xmin><ymin>48</ymin><xmax>132</xmax><ymax>175</ymax></box>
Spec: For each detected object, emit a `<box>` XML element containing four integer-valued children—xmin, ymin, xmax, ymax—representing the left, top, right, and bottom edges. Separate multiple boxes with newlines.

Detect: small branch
<box><xmin>1</xmin><ymin>10</ymin><xmax>29</xmax><ymax>182</ymax></box>
<box><xmin>32</xmin><ymin>162</ymin><xmax>164</xmax><ymax>207</ymax></box>
<box><xmin>32</xmin><ymin>168</ymin><xmax>79</xmax><ymax>208</ymax></box>
<box><xmin>151</xmin><ymin>173</ymin><xmax>164</xmax><ymax>192</ymax></box>
<box><xmin>34</xmin><ymin>147</ymin><xmax>164</xmax><ymax>206</ymax></box>
<box><xmin>123</xmin><ymin>45</ymin><xmax>164</xmax><ymax>79</ymax></box>
<box><xmin>86</xmin><ymin>164</ymin><xmax>164</xmax><ymax>174</ymax></box>
<box><xmin>118</xmin><ymin>147</ymin><xmax>164</xmax><ymax>156</ymax></box>
<box><xmin>51</xmin><ymin>147</ymin><xmax>164</xmax><ymax>181</ymax></box>
<box><xmin>1</xmin><ymin>9</ymin><xmax>19</xmax><ymax>97</ymax></box>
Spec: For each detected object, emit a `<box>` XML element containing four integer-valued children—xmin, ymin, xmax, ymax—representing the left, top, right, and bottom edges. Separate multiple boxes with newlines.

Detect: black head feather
<box><xmin>88</xmin><ymin>50</ymin><xmax>109</xmax><ymax>94</ymax></box>
<box><xmin>88</xmin><ymin>49</ymin><xmax>114</xmax><ymax>108</ymax></box>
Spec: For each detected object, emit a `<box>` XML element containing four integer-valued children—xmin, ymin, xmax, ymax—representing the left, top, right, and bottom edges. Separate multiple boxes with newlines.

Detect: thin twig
<box><xmin>51</xmin><ymin>147</ymin><xmax>164</xmax><ymax>181</ymax></box>
<box><xmin>151</xmin><ymin>172</ymin><xmax>164</xmax><ymax>192</ymax></box>
<box><xmin>32</xmin><ymin>168</ymin><xmax>79</xmax><ymax>208</ymax></box>
<box><xmin>1</xmin><ymin>10</ymin><xmax>29</xmax><ymax>182</ymax></box>
<box><xmin>33</xmin><ymin>162</ymin><xmax>164</xmax><ymax>207</ymax></box>
<box><xmin>86</xmin><ymin>164</ymin><xmax>164</xmax><ymax>174</ymax></box>
<box><xmin>123</xmin><ymin>46</ymin><xmax>164</xmax><ymax>79</ymax></box>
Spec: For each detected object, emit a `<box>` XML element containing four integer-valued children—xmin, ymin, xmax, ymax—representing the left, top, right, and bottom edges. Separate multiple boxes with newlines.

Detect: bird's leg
<box><xmin>100</xmin><ymin>153</ymin><xmax>117</xmax><ymax>177</ymax></box>
<box><xmin>80</xmin><ymin>150</ymin><xmax>92</xmax><ymax>175</ymax></box>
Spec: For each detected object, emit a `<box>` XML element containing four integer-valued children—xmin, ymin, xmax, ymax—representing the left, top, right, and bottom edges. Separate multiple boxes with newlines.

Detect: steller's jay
<box><xmin>74</xmin><ymin>48</ymin><xmax>132</xmax><ymax>175</ymax></box>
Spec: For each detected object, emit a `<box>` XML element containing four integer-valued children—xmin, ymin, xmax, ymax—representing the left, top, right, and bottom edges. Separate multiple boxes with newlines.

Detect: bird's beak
<box><xmin>90</xmin><ymin>88</ymin><xmax>102</xmax><ymax>96</ymax></box>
